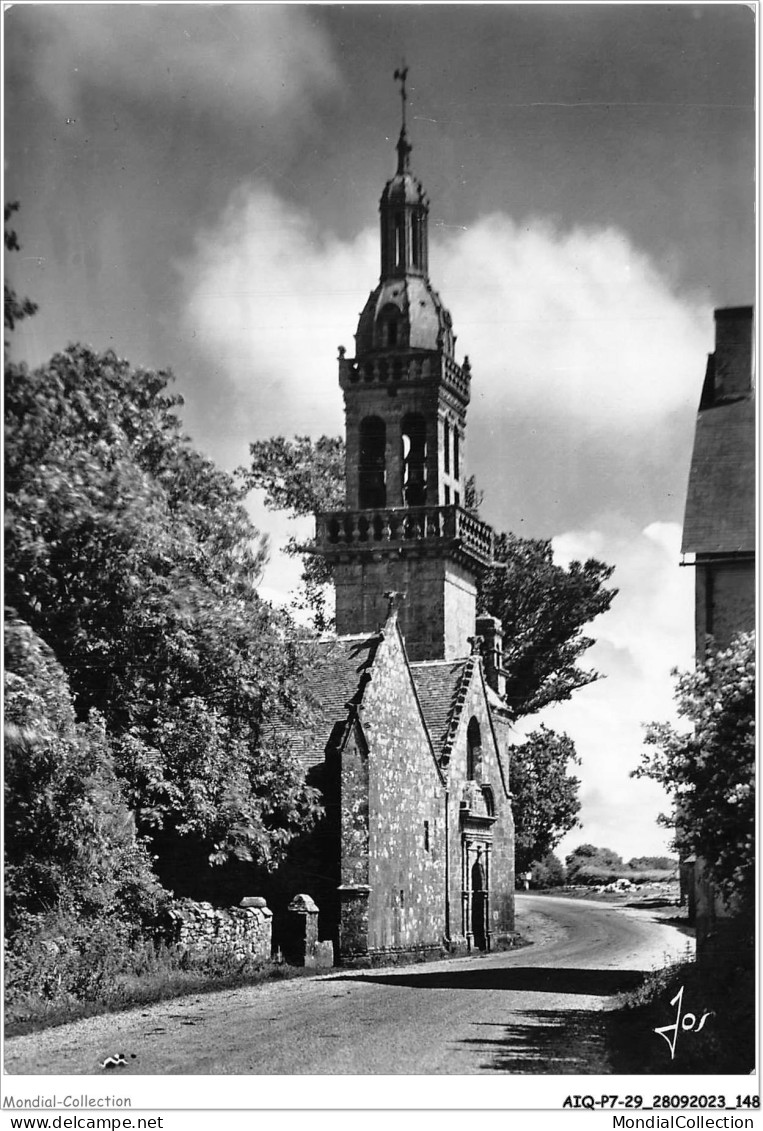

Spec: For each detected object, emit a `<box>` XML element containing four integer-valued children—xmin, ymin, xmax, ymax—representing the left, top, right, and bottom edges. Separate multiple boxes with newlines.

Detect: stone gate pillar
<box><xmin>285</xmin><ymin>893</ymin><xmax>325</xmax><ymax>967</ymax></box>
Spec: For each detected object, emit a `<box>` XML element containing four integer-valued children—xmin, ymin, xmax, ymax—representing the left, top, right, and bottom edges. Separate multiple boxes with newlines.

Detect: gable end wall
<box><xmin>360</xmin><ymin>624</ymin><xmax>447</xmax><ymax>953</ymax></box>
<box><xmin>448</xmin><ymin>668</ymin><xmax>515</xmax><ymax>941</ymax></box>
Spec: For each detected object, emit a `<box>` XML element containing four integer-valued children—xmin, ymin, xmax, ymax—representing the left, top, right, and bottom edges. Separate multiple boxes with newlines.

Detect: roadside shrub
<box><xmin>5</xmin><ymin>917</ymin><xmax>298</xmax><ymax>1034</ymax></box>
<box><xmin>612</xmin><ymin>919</ymin><xmax>754</xmax><ymax>1073</ymax></box>
<box><xmin>565</xmin><ymin>844</ymin><xmax>624</xmax><ymax>883</ymax></box>
<box><xmin>570</xmin><ymin>866</ymin><xmax>624</xmax><ymax>886</ymax></box>
<box><xmin>4</xmin><ymin>613</ymin><xmax>168</xmax><ymax>939</ymax></box>
<box><xmin>629</xmin><ymin>870</ymin><xmax>675</xmax><ymax>885</ymax></box>
<box><xmin>5</xmin><ymin>910</ymin><xmax>138</xmax><ymax>1008</ymax></box>
<box><xmin>627</xmin><ymin>856</ymin><xmax>677</xmax><ymax>871</ymax></box>
<box><xmin>636</xmin><ymin>632</ymin><xmax>755</xmax><ymax>909</ymax></box>
<box><xmin>529</xmin><ymin>852</ymin><xmax>566</xmax><ymax>888</ymax></box>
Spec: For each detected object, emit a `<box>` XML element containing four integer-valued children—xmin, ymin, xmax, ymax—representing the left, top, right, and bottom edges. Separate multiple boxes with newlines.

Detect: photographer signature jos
<box><xmin>654</xmin><ymin>985</ymin><xmax>714</xmax><ymax>1060</ymax></box>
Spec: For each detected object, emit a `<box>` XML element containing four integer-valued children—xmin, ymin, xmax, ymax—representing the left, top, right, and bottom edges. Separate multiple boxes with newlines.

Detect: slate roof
<box><xmin>682</xmin><ymin>396</ymin><xmax>756</xmax><ymax>555</ymax></box>
<box><xmin>282</xmin><ymin>633</ymin><xmax>380</xmax><ymax>771</ymax></box>
<box><xmin>410</xmin><ymin>658</ymin><xmax>472</xmax><ymax>759</ymax></box>
<box><xmin>279</xmin><ymin>635</ymin><xmax>481</xmax><ymax>774</ymax></box>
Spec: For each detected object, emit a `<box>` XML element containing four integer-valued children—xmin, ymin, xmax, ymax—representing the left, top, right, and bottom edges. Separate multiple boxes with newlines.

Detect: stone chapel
<box><xmin>276</xmin><ymin>82</ymin><xmax>516</xmax><ymax>962</ymax></box>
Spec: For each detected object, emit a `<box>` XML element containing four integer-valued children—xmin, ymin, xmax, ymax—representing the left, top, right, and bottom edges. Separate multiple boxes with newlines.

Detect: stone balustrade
<box><xmin>339</xmin><ymin>352</ymin><xmax>470</xmax><ymax>402</ymax></box>
<box><xmin>316</xmin><ymin>504</ymin><xmax>493</xmax><ymax>566</ymax></box>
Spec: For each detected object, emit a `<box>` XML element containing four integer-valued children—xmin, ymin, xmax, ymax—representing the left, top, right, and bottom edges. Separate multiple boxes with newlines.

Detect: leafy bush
<box><xmin>627</xmin><ymin>856</ymin><xmax>677</xmax><ymax>871</ymax></box>
<box><xmin>5</xmin><ymin>916</ymin><xmax>298</xmax><ymax>1033</ymax></box>
<box><xmin>4</xmin><ymin>612</ymin><xmax>167</xmax><ymax>938</ymax></box>
<box><xmin>529</xmin><ymin>852</ymin><xmax>566</xmax><ymax>888</ymax></box>
<box><xmin>569</xmin><ymin>867</ymin><xmax>623</xmax><ymax>886</ymax></box>
<box><xmin>5</xmin><ymin>347</ymin><xmax>322</xmax><ymax>876</ymax></box>
<box><xmin>565</xmin><ymin>844</ymin><xmax>624</xmax><ymax>882</ymax></box>
<box><xmin>636</xmin><ymin>632</ymin><xmax>755</xmax><ymax>908</ymax></box>
<box><xmin>5</xmin><ymin>912</ymin><xmax>138</xmax><ymax>1007</ymax></box>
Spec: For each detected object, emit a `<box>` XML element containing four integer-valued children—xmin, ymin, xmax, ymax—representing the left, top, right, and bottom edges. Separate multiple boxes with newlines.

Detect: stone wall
<box><xmin>166</xmin><ymin>897</ymin><xmax>272</xmax><ymax>962</ymax></box>
<box><xmin>361</xmin><ymin>622</ymin><xmax>448</xmax><ymax>955</ymax></box>
<box><xmin>694</xmin><ymin>559</ymin><xmax>755</xmax><ymax>660</ymax></box>
<box><xmin>446</xmin><ymin>666</ymin><xmax>515</xmax><ymax>947</ymax></box>
<box><xmin>333</xmin><ymin>555</ymin><xmax>476</xmax><ymax>662</ymax></box>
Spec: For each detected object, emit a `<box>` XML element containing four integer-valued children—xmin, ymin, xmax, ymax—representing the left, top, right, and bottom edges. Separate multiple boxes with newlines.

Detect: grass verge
<box><xmin>606</xmin><ymin>927</ymin><xmax>755</xmax><ymax>1074</ymax></box>
<box><xmin>5</xmin><ymin>945</ymin><xmax>309</xmax><ymax>1038</ymax></box>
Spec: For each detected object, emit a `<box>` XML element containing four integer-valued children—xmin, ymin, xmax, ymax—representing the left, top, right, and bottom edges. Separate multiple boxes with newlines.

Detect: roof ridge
<box><xmin>440</xmin><ymin>655</ymin><xmax>478</xmax><ymax>765</ymax></box>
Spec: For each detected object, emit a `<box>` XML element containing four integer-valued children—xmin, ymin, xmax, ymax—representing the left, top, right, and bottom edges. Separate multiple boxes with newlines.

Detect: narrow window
<box><xmin>454</xmin><ymin>491</ymin><xmax>460</xmax><ymax>508</ymax></box>
<box><xmin>359</xmin><ymin>416</ymin><xmax>386</xmax><ymax>509</ymax></box>
<box><xmin>395</xmin><ymin>214</ymin><xmax>404</xmax><ymax>268</ymax></box>
<box><xmin>378</xmin><ymin>304</ymin><xmax>400</xmax><ymax>350</ymax></box>
<box><xmin>454</xmin><ymin>429</ymin><xmax>460</xmax><ymax>480</ymax></box>
<box><xmin>424</xmin><ymin>820</ymin><xmax>430</xmax><ymax>851</ymax></box>
<box><xmin>444</xmin><ymin>485</ymin><xmax>451</xmax><ymax>505</ymax></box>
<box><xmin>413</xmin><ymin>213</ymin><xmax>422</xmax><ymax>268</ymax></box>
<box><xmin>444</xmin><ymin>419</ymin><xmax>450</xmax><ymax>474</ymax></box>
<box><xmin>467</xmin><ymin>717</ymin><xmax>482</xmax><ymax>782</ymax></box>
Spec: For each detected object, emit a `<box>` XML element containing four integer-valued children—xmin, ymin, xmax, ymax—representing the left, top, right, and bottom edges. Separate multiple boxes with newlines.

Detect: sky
<box><xmin>4</xmin><ymin>2</ymin><xmax>756</xmax><ymax>863</ymax></box>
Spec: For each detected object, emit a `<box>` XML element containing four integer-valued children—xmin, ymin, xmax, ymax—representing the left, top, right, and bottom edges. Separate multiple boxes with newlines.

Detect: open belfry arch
<box><xmin>276</xmin><ymin>70</ymin><xmax>516</xmax><ymax>962</ymax></box>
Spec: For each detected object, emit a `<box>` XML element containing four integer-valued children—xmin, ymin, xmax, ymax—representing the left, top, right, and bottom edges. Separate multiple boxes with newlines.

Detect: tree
<box><xmin>509</xmin><ymin>726</ymin><xmax>581</xmax><ymax>873</ymax></box>
<box><xmin>4</xmin><ymin>611</ymin><xmax>165</xmax><ymax>938</ymax></box>
<box><xmin>5</xmin><ymin>346</ymin><xmax>322</xmax><ymax>875</ymax></box>
<box><xmin>626</xmin><ymin>855</ymin><xmax>676</xmax><ymax>872</ymax></box>
<box><xmin>565</xmin><ymin>843</ymin><xmax>624</xmax><ymax>883</ymax></box>
<box><xmin>479</xmin><ymin>533</ymin><xmax>616</xmax><ymax>718</ymax></box>
<box><xmin>633</xmin><ymin>632</ymin><xmax>755</xmax><ymax>908</ymax></box>
<box><xmin>5</xmin><ymin>202</ymin><xmax>38</xmax><ymax>337</ymax></box>
<box><xmin>247</xmin><ymin>434</ymin><xmax>345</xmax><ymax>515</ymax></box>
<box><xmin>246</xmin><ymin>435</ymin><xmax>617</xmax><ymax>718</ymax></box>
<box><xmin>529</xmin><ymin>852</ymin><xmax>566</xmax><ymax>888</ymax></box>
<box><xmin>245</xmin><ymin>435</ymin><xmax>344</xmax><ymax>629</ymax></box>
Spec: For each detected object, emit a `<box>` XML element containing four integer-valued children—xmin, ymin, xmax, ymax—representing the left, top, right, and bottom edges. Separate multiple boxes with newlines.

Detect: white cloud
<box><xmin>21</xmin><ymin>6</ymin><xmax>340</xmax><ymax>123</ymax></box>
<box><xmin>517</xmin><ymin>519</ymin><xmax>696</xmax><ymax>861</ymax></box>
<box><xmin>552</xmin><ymin>518</ymin><xmax>694</xmax><ymax>693</ymax></box>
<box><xmin>183</xmin><ymin>185</ymin><xmax>711</xmax><ymax>449</ymax></box>
<box><xmin>182</xmin><ymin>184</ymin><xmax>377</xmax><ymax>437</ymax></box>
<box><xmin>437</xmin><ymin>216</ymin><xmax>712</xmax><ymax>430</ymax></box>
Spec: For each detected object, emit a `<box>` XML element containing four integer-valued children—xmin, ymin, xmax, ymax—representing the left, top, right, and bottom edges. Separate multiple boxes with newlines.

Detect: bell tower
<box><xmin>316</xmin><ymin>69</ymin><xmax>493</xmax><ymax>661</ymax></box>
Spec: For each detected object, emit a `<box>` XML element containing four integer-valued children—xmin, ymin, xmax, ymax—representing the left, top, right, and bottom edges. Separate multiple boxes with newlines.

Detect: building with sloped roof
<box><xmin>680</xmin><ymin>305</ymin><xmax>755</xmax><ymax>946</ymax></box>
<box><xmin>682</xmin><ymin>306</ymin><xmax>755</xmax><ymax>660</ymax></box>
<box><xmin>274</xmin><ymin>81</ymin><xmax>516</xmax><ymax>962</ymax></box>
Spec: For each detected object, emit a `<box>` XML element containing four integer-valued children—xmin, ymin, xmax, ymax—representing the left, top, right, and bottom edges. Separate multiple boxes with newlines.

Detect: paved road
<box><xmin>5</xmin><ymin>895</ymin><xmax>693</xmax><ymax>1075</ymax></box>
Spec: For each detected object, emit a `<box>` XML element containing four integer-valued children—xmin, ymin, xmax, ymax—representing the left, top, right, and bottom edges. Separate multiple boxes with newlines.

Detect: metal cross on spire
<box><xmin>394</xmin><ymin>62</ymin><xmax>408</xmax><ymax>131</ymax></box>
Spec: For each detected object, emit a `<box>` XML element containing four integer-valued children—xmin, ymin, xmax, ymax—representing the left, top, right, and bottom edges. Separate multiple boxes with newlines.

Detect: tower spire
<box><xmin>394</xmin><ymin>62</ymin><xmax>412</xmax><ymax>173</ymax></box>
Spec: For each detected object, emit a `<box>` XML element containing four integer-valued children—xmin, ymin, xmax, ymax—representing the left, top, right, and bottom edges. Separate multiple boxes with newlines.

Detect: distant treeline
<box><xmin>528</xmin><ymin>848</ymin><xmax>677</xmax><ymax>889</ymax></box>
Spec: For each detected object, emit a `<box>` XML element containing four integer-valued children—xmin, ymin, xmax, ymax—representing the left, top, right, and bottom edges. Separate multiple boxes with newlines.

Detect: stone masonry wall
<box><xmin>166</xmin><ymin>897</ymin><xmax>272</xmax><ymax>962</ymax></box>
<box><xmin>337</xmin><ymin>721</ymin><xmax>372</xmax><ymax>956</ymax></box>
<box><xmin>360</xmin><ymin>619</ymin><xmax>447</xmax><ymax>955</ymax></box>
<box><xmin>695</xmin><ymin>559</ymin><xmax>755</xmax><ymax>660</ymax></box>
<box><xmin>334</xmin><ymin>556</ymin><xmax>476</xmax><ymax>661</ymax></box>
<box><xmin>447</xmin><ymin>667</ymin><xmax>515</xmax><ymax>946</ymax></box>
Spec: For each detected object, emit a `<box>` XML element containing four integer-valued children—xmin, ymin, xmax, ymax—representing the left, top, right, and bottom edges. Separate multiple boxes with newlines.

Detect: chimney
<box><xmin>706</xmin><ymin>307</ymin><xmax>754</xmax><ymax>405</ymax></box>
<box><xmin>475</xmin><ymin>615</ymin><xmax>505</xmax><ymax>699</ymax></box>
